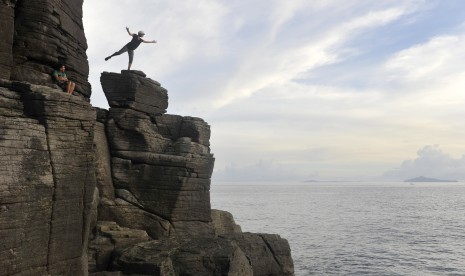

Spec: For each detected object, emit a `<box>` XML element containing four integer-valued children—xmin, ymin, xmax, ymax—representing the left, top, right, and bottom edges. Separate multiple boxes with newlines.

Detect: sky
<box><xmin>83</xmin><ymin>0</ymin><xmax>465</xmax><ymax>182</ymax></box>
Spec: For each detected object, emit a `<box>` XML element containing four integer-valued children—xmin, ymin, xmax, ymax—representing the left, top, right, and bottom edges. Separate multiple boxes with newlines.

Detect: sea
<box><xmin>210</xmin><ymin>181</ymin><xmax>465</xmax><ymax>276</ymax></box>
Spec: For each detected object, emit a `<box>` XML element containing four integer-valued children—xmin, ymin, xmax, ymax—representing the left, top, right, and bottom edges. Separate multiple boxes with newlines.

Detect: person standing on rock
<box><xmin>105</xmin><ymin>27</ymin><xmax>157</xmax><ymax>70</ymax></box>
<box><xmin>53</xmin><ymin>65</ymin><xmax>76</xmax><ymax>95</ymax></box>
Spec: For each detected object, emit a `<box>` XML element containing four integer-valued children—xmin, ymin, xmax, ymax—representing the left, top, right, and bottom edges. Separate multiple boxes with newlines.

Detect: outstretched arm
<box><xmin>126</xmin><ymin>26</ymin><xmax>133</xmax><ymax>36</ymax></box>
<box><xmin>141</xmin><ymin>39</ymin><xmax>157</xmax><ymax>43</ymax></box>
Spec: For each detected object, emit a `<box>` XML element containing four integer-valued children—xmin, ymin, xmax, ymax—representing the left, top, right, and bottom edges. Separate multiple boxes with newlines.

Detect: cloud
<box><xmin>384</xmin><ymin>145</ymin><xmax>465</xmax><ymax>180</ymax></box>
<box><xmin>211</xmin><ymin>2</ymin><xmax>414</xmax><ymax>109</ymax></box>
<box><xmin>84</xmin><ymin>1</ymin><xmax>465</xmax><ymax>182</ymax></box>
<box><xmin>383</xmin><ymin>34</ymin><xmax>465</xmax><ymax>88</ymax></box>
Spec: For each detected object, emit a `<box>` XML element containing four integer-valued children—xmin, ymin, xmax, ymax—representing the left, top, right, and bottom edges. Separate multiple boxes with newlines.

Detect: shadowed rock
<box><xmin>111</xmin><ymin>236</ymin><xmax>253</xmax><ymax>276</ymax></box>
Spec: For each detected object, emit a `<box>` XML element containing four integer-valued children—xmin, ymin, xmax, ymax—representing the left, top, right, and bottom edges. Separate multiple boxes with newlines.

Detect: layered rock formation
<box><xmin>96</xmin><ymin>70</ymin><xmax>216</xmax><ymax>239</ymax></box>
<box><xmin>0</xmin><ymin>80</ymin><xmax>97</xmax><ymax>275</ymax></box>
<box><xmin>0</xmin><ymin>0</ymin><xmax>90</xmax><ymax>97</ymax></box>
<box><xmin>0</xmin><ymin>0</ymin><xmax>294</xmax><ymax>275</ymax></box>
<box><xmin>90</xmin><ymin>70</ymin><xmax>294</xmax><ymax>275</ymax></box>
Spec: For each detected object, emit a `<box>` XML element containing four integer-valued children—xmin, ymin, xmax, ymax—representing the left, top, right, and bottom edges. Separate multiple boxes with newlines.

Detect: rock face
<box><xmin>0</xmin><ymin>80</ymin><xmax>97</xmax><ymax>275</ymax></box>
<box><xmin>0</xmin><ymin>1</ymin><xmax>294</xmax><ymax>275</ymax></box>
<box><xmin>90</xmin><ymin>71</ymin><xmax>294</xmax><ymax>275</ymax></box>
<box><xmin>97</xmin><ymin>71</ymin><xmax>216</xmax><ymax>239</ymax></box>
<box><xmin>0</xmin><ymin>0</ymin><xmax>90</xmax><ymax>97</ymax></box>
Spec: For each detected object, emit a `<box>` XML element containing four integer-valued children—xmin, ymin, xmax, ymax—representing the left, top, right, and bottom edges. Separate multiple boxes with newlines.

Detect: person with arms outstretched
<box><xmin>105</xmin><ymin>27</ymin><xmax>157</xmax><ymax>70</ymax></box>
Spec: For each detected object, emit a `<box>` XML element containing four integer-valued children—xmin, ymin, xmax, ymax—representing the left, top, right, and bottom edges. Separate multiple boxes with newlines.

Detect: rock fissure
<box><xmin>260</xmin><ymin>234</ymin><xmax>283</xmax><ymax>268</ymax></box>
<box><xmin>43</xmin><ymin>118</ymin><xmax>58</xmax><ymax>274</ymax></box>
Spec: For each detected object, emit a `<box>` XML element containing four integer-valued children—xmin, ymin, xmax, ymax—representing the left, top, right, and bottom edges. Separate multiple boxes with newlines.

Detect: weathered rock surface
<box><xmin>211</xmin><ymin>209</ymin><xmax>242</xmax><ymax>235</ymax></box>
<box><xmin>222</xmin><ymin>232</ymin><xmax>295</xmax><ymax>276</ymax></box>
<box><xmin>0</xmin><ymin>0</ymin><xmax>90</xmax><ymax>97</ymax></box>
<box><xmin>96</xmin><ymin>71</ymin><xmax>216</xmax><ymax>239</ymax></box>
<box><xmin>0</xmin><ymin>80</ymin><xmax>97</xmax><ymax>275</ymax></box>
<box><xmin>92</xmin><ymin>71</ymin><xmax>294</xmax><ymax>275</ymax></box>
<box><xmin>111</xmin><ymin>236</ymin><xmax>254</xmax><ymax>276</ymax></box>
<box><xmin>100</xmin><ymin>71</ymin><xmax>168</xmax><ymax>115</ymax></box>
<box><xmin>88</xmin><ymin>221</ymin><xmax>150</xmax><ymax>273</ymax></box>
<box><xmin>0</xmin><ymin>1</ymin><xmax>16</xmax><ymax>80</ymax></box>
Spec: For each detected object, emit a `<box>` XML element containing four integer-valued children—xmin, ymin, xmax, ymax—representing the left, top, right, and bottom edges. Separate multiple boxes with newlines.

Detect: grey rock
<box><xmin>98</xmin><ymin>198</ymin><xmax>172</xmax><ymax>240</ymax></box>
<box><xmin>0</xmin><ymin>82</ymin><xmax>97</xmax><ymax>275</ymax></box>
<box><xmin>0</xmin><ymin>1</ymin><xmax>15</xmax><ymax>79</ymax></box>
<box><xmin>88</xmin><ymin>221</ymin><xmax>150</xmax><ymax>273</ymax></box>
<box><xmin>111</xmin><ymin>236</ymin><xmax>253</xmax><ymax>276</ymax></box>
<box><xmin>222</xmin><ymin>232</ymin><xmax>295</xmax><ymax>276</ymax></box>
<box><xmin>101</xmin><ymin>71</ymin><xmax>168</xmax><ymax>115</ymax></box>
<box><xmin>0</xmin><ymin>0</ymin><xmax>91</xmax><ymax>97</ymax></box>
<box><xmin>211</xmin><ymin>209</ymin><xmax>242</xmax><ymax>235</ymax></box>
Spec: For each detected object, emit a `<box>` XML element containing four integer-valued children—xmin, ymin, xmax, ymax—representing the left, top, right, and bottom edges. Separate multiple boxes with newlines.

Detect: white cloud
<box><xmin>384</xmin><ymin>145</ymin><xmax>465</xmax><ymax>180</ymax></box>
<box><xmin>83</xmin><ymin>1</ymin><xmax>465</xmax><ymax>182</ymax></box>
<box><xmin>384</xmin><ymin>34</ymin><xmax>465</xmax><ymax>85</ymax></box>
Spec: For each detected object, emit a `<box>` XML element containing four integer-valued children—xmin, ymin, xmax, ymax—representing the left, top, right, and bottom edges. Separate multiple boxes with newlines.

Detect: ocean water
<box><xmin>210</xmin><ymin>181</ymin><xmax>465</xmax><ymax>275</ymax></box>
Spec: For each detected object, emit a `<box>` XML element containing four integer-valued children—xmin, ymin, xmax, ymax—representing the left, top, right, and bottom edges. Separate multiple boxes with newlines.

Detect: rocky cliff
<box><xmin>0</xmin><ymin>1</ymin><xmax>294</xmax><ymax>275</ymax></box>
<box><xmin>0</xmin><ymin>0</ymin><xmax>90</xmax><ymax>97</ymax></box>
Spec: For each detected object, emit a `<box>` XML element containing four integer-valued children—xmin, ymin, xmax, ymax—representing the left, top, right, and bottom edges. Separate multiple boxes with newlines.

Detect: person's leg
<box><xmin>127</xmin><ymin>50</ymin><xmax>134</xmax><ymax>70</ymax></box>
<box><xmin>59</xmin><ymin>82</ymin><xmax>67</xmax><ymax>92</ymax></box>
<box><xmin>67</xmin><ymin>81</ymin><xmax>71</xmax><ymax>94</ymax></box>
<box><xmin>69</xmin><ymin>82</ymin><xmax>76</xmax><ymax>94</ymax></box>
<box><xmin>106</xmin><ymin>45</ymin><xmax>128</xmax><ymax>60</ymax></box>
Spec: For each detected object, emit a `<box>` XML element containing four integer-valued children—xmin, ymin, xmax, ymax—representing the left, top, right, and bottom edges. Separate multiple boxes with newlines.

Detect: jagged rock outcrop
<box><xmin>97</xmin><ymin>71</ymin><xmax>215</xmax><ymax>239</ymax></box>
<box><xmin>0</xmin><ymin>0</ymin><xmax>90</xmax><ymax>97</ymax></box>
<box><xmin>0</xmin><ymin>80</ymin><xmax>97</xmax><ymax>275</ymax></box>
<box><xmin>89</xmin><ymin>71</ymin><xmax>294</xmax><ymax>275</ymax></box>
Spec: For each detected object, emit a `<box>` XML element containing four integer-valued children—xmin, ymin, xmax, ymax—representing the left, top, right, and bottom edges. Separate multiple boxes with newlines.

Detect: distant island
<box><xmin>404</xmin><ymin>176</ymin><xmax>458</xmax><ymax>182</ymax></box>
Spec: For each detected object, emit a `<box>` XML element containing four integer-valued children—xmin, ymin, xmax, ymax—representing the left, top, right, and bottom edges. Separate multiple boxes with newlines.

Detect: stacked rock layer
<box><xmin>0</xmin><ymin>80</ymin><xmax>97</xmax><ymax>275</ymax></box>
<box><xmin>0</xmin><ymin>0</ymin><xmax>91</xmax><ymax>97</ymax></box>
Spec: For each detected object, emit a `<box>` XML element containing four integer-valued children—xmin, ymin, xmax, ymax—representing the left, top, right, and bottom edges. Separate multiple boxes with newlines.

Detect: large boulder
<box><xmin>100</xmin><ymin>71</ymin><xmax>168</xmax><ymax>115</ymax></box>
<box><xmin>211</xmin><ymin>209</ymin><xmax>242</xmax><ymax>235</ymax></box>
<box><xmin>222</xmin><ymin>232</ymin><xmax>295</xmax><ymax>276</ymax></box>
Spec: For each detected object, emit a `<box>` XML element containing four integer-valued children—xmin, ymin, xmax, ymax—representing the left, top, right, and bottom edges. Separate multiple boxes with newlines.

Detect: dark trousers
<box><xmin>110</xmin><ymin>45</ymin><xmax>134</xmax><ymax>63</ymax></box>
